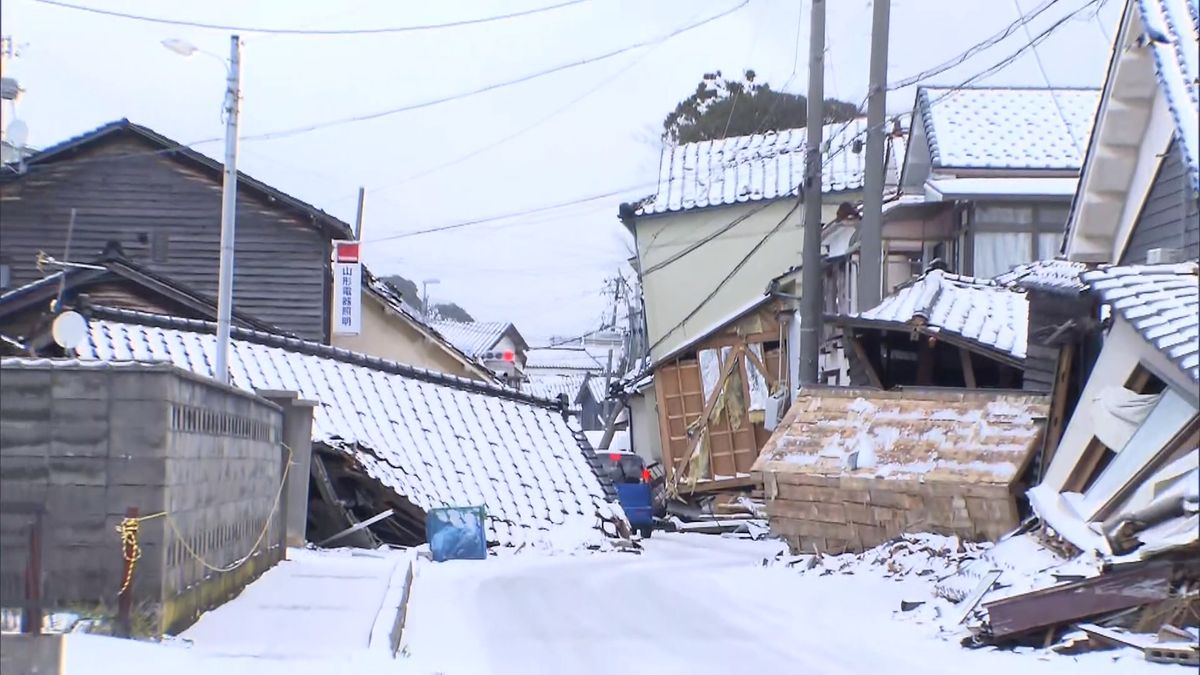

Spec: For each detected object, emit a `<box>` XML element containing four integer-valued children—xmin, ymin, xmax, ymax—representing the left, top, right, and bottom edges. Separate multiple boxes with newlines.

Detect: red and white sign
<box><xmin>331</xmin><ymin>240</ymin><xmax>362</xmax><ymax>336</ymax></box>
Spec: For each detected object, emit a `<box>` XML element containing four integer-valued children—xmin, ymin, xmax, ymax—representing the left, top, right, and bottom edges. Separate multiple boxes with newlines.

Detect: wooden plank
<box><xmin>916</xmin><ymin>338</ymin><xmax>935</xmax><ymax>386</ymax></box>
<box><xmin>959</xmin><ymin>348</ymin><xmax>978</xmax><ymax>388</ymax></box>
<box><xmin>847</xmin><ymin>334</ymin><xmax>883</xmax><ymax>389</ymax></box>
<box><xmin>653</xmin><ymin>374</ymin><xmax>676</xmax><ymax>485</ymax></box>
<box><xmin>674</xmin><ymin>346</ymin><xmax>743</xmax><ymax>481</ymax></box>
<box><xmin>984</xmin><ymin>560</ymin><xmax>1176</xmax><ymax>639</ymax></box>
<box><xmin>1040</xmin><ymin>343</ymin><xmax>1075</xmax><ymax>477</ymax></box>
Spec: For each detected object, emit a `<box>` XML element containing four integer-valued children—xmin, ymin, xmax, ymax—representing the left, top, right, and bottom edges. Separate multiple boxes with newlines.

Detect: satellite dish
<box><xmin>52</xmin><ymin>311</ymin><xmax>87</xmax><ymax>350</ymax></box>
<box><xmin>5</xmin><ymin>119</ymin><xmax>29</xmax><ymax>148</ymax></box>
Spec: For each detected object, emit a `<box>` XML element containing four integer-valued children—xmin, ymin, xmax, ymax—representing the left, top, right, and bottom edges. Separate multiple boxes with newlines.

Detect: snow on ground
<box><xmin>63</xmin><ymin>547</ymin><xmax>424</xmax><ymax>675</ymax></box>
<box><xmin>57</xmin><ymin>533</ymin><xmax>1174</xmax><ymax>674</ymax></box>
<box><xmin>401</xmin><ymin>532</ymin><xmax>1168</xmax><ymax>675</ymax></box>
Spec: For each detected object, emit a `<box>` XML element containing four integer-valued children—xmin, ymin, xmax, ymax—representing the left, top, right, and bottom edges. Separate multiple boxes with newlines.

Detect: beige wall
<box><xmin>333</xmin><ymin>290</ymin><xmax>486</xmax><ymax>381</ymax></box>
<box><xmin>637</xmin><ymin>199</ymin><xmax>846</xmax><ymax>361</ymax></box>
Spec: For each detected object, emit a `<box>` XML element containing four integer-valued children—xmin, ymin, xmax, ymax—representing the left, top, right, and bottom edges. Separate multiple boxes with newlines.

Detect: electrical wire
<box><xmin>887</xmin><ymin>0</ymin><xmax>1062</xmax><ymax>91</ymax></box>
<box><xmin>235</xmin><ymin>1</ymin><xmax>751</xmax><ymax>143</ymax></box>
<box><xmin>35</xmin><ymin>0</ymin><xmax>591</xmax><ymax>35</ymax></box>
<box><xmin>644</xmin><ymin>0</ymin><xmax>1103</xmax><ymax>353</ymax></box>
<box><xmin>1011</xmin><ymin>0</ymin><xmax>1087</xmax><ymax>156</ymax></box>
<box><xmin>17</xmin><ymin>1</ymin><xmax>749</xmax><ymax>173</ymax></box>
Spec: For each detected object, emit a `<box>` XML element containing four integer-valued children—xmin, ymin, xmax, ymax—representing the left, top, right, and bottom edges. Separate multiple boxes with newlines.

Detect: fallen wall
<box><xmin>763</xmin><ymin>472</ymin><xmax>1020</xmax><ymax>554</ymax></box>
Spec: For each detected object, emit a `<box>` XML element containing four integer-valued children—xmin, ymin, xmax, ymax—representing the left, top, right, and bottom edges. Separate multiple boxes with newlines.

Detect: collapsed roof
<box><xmin>73</xmin><ymin>307</ymin><xmax>624</xmax><ymax>546</ymax></box>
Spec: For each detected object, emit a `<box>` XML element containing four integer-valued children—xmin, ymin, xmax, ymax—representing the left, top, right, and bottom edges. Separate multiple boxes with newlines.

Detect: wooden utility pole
<box><xmin>859</xmin><ymin>0</ymin><xmax>891</xmax><ymax>310</ymax></box>
<box><xmin>798</xmin><ymin>0</ymin><xmax>826</xmax><ymax>385</ymax></box>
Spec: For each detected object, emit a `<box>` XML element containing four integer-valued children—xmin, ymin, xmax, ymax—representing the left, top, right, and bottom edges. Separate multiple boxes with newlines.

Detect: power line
<box><xmin>645</xmin><ymin>0</ymin><xmax>1101</xmax><ymax>353</ymax></box>
<box><xmin>360</xmin><ymin>0</ymin><xmax>710</xmax><ymax>199</ymax></box>
<box><xmin>35</xmin><ymin>0</ymin><xmax>590</xmax><ymax>35</ymax></box>
<box><xmin>360</xmin><ymin>183</ymin><xmax>656</xmax><ymax>243</ymax></box>
<box><xmin>1011</xmin><ymin>0</ymin><xmax>1086</xmax><ymax>156</ymax></box>
<box><xmin>18</xmin><ymin>1</ymin><xmax>749</xmax><ymax>171</ymax></box>
<box><xmin>236</xmin><ymin>1</ymin><xmax>751</xmax><ymax>143</ymax></box>
<box><xmin>887</xmin><ymin>0</ymin><xmax>1062</xmax><ymax>91</ymax></box>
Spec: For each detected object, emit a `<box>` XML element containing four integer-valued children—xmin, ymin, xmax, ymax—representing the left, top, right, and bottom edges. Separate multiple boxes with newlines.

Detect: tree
<box><xmin>661</xmin><ymin>70</ymin><xmax>860</xmax><ymax>145</ymax></box>
<box><xmin>379</xmin><ymin>274</ymin><xmax>475</xmax><ymax>322</ymax></box>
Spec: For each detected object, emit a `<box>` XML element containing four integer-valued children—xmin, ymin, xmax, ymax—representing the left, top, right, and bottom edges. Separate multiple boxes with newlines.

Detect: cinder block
<box><xmin>106</xmin><ymin>484</ymin><xmax>166</xmax><ymax>518</ymax></box>
<box><xmin>0</xmin><ymin>456</ymin><xmax>51</xmax><ymax>483</ymax></box>
<box><xmin>48</xmin><ymin>398</ymin><xmax>110</xmax><ymax>457</ymax></box>
<box><xmin>51</xmin><ymin>370</ymin><xmax>111</xmax><ymax>401</ymax></box>
<box><xmin>0</xmin><ymin>374</ymin><xmax>52</xmax><ymax>416</ymax></box>
<box><xmin>107</xmin><ymin>456</ymin><xmax>168</xmax><ymax>487</ymax></box>
<box><xmin>109</xmin><ymin>401</ymin><xmax>169</xmax><ymax>457</ymax></box>
<box><xmin>110</xmin><ymin>371</ymin><xmax>171</xmax><ymax>401</ymax></box>
<box><xmin>45</xmin><ymin>485</ymin><xmax>107</xmax><ymax>522</ymax></box>
<box><xmin>0</xmin><ymin>420</ymin><xmax>50</xmax><ymax>457</ymax></box>
<box><xmin>48</xmin><ymin>456</ymin><xmax>108</xmax><ymax>487</ymax></box>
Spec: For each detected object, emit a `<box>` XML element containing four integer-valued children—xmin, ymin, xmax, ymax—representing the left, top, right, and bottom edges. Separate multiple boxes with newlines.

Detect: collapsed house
<box><xmin>1030</xmin><ymin>263</ymin><xmax>1198</xmax><ymax>560</ymax></box>
<box><xmin>67</xmin><ymin>306</ymin><xmax>626</xmax><ymax>547</ymax></box>
<box><xmin>648</xmin><ymin>296</ymin><xmax>789</xmax><ymax>497</ymax></box>
<box><xmin>753</xmin><ymin>387</ymin><xmax>1049</xmax><ymax>554</ymax></box>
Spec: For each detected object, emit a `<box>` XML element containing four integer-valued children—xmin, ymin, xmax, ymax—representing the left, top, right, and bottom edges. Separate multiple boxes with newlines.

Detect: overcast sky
<box><xmin>0</xmin><ymin>0</ymin><xmax>1120</xmax><ymax>342</ymax></box>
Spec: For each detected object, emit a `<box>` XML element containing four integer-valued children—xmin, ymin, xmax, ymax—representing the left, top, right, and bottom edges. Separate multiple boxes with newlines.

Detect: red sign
<box><xmin>334</xmin><ymin>241</ymin><xmax>361</xmax><ymax>264</ymax></box>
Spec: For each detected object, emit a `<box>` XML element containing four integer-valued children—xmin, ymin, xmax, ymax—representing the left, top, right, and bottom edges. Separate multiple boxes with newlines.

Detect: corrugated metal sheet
<box><xmin>639</xmin><ymin>118</ymin><xmax>893</xmax><ymax>216</ymax></box>
<box><xmin>917</xmin><ymin>87</ymin><xmax>1099</xmax><ymax>170</ymax></box>
<box><xmin>1137</xmin><ymin>0</ymin><xmax>1200</xmax><ymax>193</ymax></box>
<box><xmin>752</xmin><ymin>388</ymin><xmax>1049</xmax><ymax>485</ymax></box>
<box><xmin>852</xmin><ymin>269</ymin><xmax>1029</xmax><ymax>359</ymax></box>
<box><xmin>63</xmin><ymin>311</ymin><xmax>623</xmax><ymax>546</ymax></box>
<box><xmin>1083</xmin><ymin>262</ymin><xmax>1199</xmax><ymax>383</ymax></box>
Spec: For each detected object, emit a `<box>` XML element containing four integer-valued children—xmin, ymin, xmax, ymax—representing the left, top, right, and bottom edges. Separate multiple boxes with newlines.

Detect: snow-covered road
<box><xmin>402</xmin><ymin>533</ymin><xmax>1163</xmax><ymax>675</ymax></box>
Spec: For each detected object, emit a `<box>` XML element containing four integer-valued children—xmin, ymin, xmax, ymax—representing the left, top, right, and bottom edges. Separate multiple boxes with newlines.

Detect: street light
<box><xmin>421</xmin><ymin>279</ymin><xmax>440</xmax><ymax>320</ymax></box>
<box><xmin>164</xmin><ymin>35</ymin><xmax>241</xmax><ymax>385</ymax></box>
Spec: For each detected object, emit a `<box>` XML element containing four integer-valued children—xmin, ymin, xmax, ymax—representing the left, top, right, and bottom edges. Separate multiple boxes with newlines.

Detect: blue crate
<box><xmin>426</xmin><ymin>506</ymin><xmax>487</xmax><ymax>562</ymax></box>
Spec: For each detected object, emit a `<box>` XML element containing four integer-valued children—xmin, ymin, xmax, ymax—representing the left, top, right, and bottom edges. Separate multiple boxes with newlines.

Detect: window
<box><xmin>0</xmin><ymin>262</ymin><xmax>9</xmax><ymax>290</ymax></box>
<box><xmin>974</xmin><ymin>232</ymin><xmax>1033</xmax><ymax>278</ymax></box>
<box><xmin>970</xmin><ymin>202</ymin><xmax>1074</xmax><ymax>276</ymax></box>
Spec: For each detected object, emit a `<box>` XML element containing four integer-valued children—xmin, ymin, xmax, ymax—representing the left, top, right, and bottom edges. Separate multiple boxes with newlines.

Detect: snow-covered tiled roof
<box><xmin>917</xmin><ymin>87</ymin><xmax>1100</xmax><ymax>170</ymax></box>
<box><xmin>849</xmin><ymin>269</ymin><xmax>1029</xmax><ymax>359</ymax></box>
<box><xmin>525</xmin><ymin>347</ymin><xmax>605</xmax><ymax>372</ymax></box>
<box><xmin>429</xmin><ymin>320</ymin><xmax>513</xmax><ymax>357</ymax></box>
<box><xmin>1137</xmin><ymin>0</ymin><xmax>1200</xmax><ymax>193</ymax></box>
<box><xmin>71</xmin><ymin>310</ymin><xmax>623</xmax><ymax>546</ymax></box>
<box><xmin>525</xmin><ymin>373</ymin><xmax>588</xmax><ymax>405</ymax></box>
<box><xmin>639</xmin><ymin>118</ymin><xmax>887</xmax><ymax>216</ymax></box>
<box><xmin>993</xmin><ymin>259</ymin><xmax>1090</xmax><ymax>295</ymax></box>
<box><xmin>1083</xmin><ymin>262</ymin><xmax>1199</xmax><ymax>383</ymax></box>
<box><xmin>753</xmin><ymin>388</ymin><xmax>1049</xmax><ymax>485</ymax></box>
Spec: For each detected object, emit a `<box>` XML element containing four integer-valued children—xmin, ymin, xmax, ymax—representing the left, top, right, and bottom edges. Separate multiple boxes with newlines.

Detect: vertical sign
<box><xmin>332</xmin><ymin>240</ymin><xmax>362</xmax><ymax>336</ymax></box>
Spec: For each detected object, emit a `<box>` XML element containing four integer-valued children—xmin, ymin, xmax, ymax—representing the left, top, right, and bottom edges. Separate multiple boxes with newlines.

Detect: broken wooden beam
<box><xmin>983</xmin><ymin>559</ymin><xmax>1176</xmax><ymax>640</ymax></box>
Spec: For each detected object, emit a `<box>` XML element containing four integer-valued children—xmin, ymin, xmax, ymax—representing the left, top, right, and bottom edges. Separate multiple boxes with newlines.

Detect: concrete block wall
<box><xmin>760</xmin><ymin>471</ymin><xmax>1020</xmax><ymax>555</ymax></box>
<box><xmin>0</xmin><ymin>362</ymin><xmax>285</xmax><ymax>635</ymax></box>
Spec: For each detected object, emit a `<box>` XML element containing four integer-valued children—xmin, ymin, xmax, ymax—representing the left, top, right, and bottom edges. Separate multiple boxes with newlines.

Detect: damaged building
<box><xmin>49</xmin><ymin>306</ymin><xmax>626</xmax><ymax>547</ymax></box>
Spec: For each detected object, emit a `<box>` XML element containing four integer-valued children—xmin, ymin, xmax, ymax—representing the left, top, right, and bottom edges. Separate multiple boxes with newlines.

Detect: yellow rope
<box><xmin>114</xmin><ymin>443</ymin><xmax>294</xmax><ymax>590</ymax></box>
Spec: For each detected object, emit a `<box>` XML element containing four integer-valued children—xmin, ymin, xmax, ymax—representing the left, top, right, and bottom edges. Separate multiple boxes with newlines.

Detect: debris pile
<box><xmin>783</xmin><ymin>527</ymin><xmax>1199</xmax><ymax>666</ymax></box>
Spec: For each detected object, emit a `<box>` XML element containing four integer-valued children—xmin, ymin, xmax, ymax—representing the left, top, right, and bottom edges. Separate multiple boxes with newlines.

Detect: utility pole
<box><xmin>798</xmin><ymin>0</ymin><xmax>826</xmax><ymax>386</ymax></box>
<box><xmin>353</xmin><ymin>187</ymin><xmax>366</xmax><ymax>239</ymax></box>
<box><xmin>214</xmin><ymin>34</ymin><xmax>242</xmax><ymax>385</ymax></box>
<box><xmin>858</xmin><ymin>0</ymin><xmax>890</xmax><ymax>311</ymax></box>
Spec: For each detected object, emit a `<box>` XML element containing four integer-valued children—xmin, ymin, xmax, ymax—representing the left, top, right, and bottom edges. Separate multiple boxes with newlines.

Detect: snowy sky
<box><xmin>0</xmin><ymin>0</ymin><xmax>1121</xmax><ymax>341</ymax></box>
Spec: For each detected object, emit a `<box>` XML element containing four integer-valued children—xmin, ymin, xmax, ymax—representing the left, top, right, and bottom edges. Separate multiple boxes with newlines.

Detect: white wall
<box><xmin>636</xmin><ymin>199</ymin><xmax>844</xmax><ymax>361</ymax></box>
